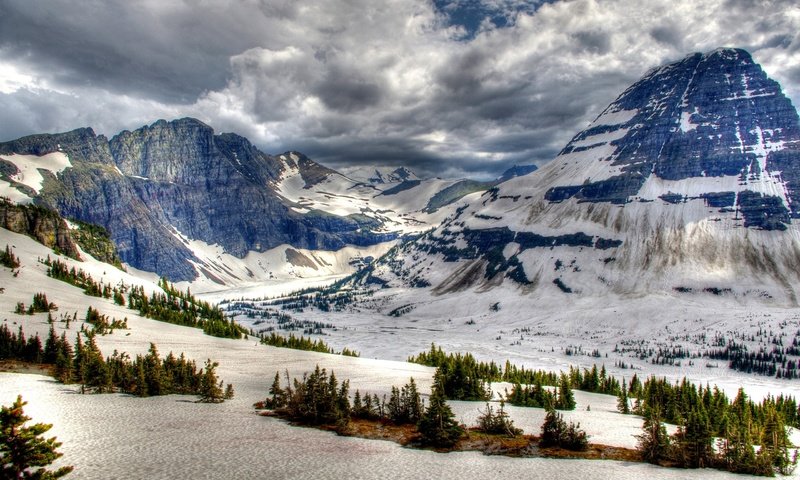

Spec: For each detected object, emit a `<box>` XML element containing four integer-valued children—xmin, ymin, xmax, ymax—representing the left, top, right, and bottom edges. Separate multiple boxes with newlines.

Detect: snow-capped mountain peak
<box><xmin>362</xmin><ymin>48</ymin><xmax>800</xmax><ymax>304</ymax></box>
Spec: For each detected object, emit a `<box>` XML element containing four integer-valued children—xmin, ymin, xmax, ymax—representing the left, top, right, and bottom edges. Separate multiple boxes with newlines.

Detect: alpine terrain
<box><xmin>0</xmin><ymin>119</ymin><xmax>527</xmax><ymax>291</ymax></box>
<box><xmin>359</xmin><ymin>48</ymin><xmax>800</xmax><ymax>304</ymax></box>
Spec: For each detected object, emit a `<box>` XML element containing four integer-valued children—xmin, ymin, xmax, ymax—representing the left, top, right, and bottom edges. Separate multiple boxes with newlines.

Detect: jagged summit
<box><xmin>546</xmin><ymin>48</ymin><xmax>798</xmax><ymax>211</ymax></box>
<box><xmin>0</xmin><ymin>118</ymin><xmax>493</xmax><ymax>286</ymax></box>
<box><xmin>364</xmin><ymin>48</ymin><xmax>800</xmax><ymax>303</ymax></box>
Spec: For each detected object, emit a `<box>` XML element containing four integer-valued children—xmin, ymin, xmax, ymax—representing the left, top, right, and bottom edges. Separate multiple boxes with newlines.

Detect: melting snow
<box><xmin>591</xmin><ymin>108</ymin><xmax>638</xmax><ymax>126</ymax></box>
<box><xmin>0</xmin><ymin>152</ymin><xmax>72</xmax><ymax>195</ymax></box>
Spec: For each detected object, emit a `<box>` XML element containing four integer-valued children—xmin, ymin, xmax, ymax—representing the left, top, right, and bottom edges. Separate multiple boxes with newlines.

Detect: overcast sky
<box><xmin>0</xmin><ymin>0</ymin><xmax>798</xmax><ymax>179</ymax></box>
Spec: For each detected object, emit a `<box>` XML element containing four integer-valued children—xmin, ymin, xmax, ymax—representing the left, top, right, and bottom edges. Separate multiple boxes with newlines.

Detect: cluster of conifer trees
<box><xmin>45</xmin><ymin>257</ymin><xmax>116</xmax><ymax>299</ymax></box>
<box><xmin>127</xmin><ymin>279</ymin><xmax>246</xmax><ymax>339</ymax></box>
<box><xmin>617</xmin><ymin>375</ymin><xmax>798</xmax><ymax>475</ymax></box>
<box><xmin>538</xmin><ymin>410</ymin><xmax>588</xmax><ymax>451</ymax></box>
<box><xmin>259</xmin><ymin>332</ymin><xmax>357</xmax><ymax>356</ymax></box>
<box><xmin>409</xmin><ymin>344</ymin><xmax>619</xmax><ymax>404</ymax></box>
<box><xmin>45</xmin><ymin>257</ymin><xmax>246</xmax><ymax>339</ymax></box>
<box><xmin>14</xmin><ymin>292</ymin><xmax>56</xmax><ymax>315</ymax></box>
<box><xmin>708</xmin><ymin>341</ymin><xmax>800</xmax><ymax>379</ymax></box>
<box><xmin>507</xmin><ymin>373</ymin><xmax>575</xmax><ymax>410</ymax></box>
<box><xmin>0</xmin><ymin>244</ymin><xmax>20</xmax><ymax>268</ymax></box>
<box><xmin>0</xmin><ymin>324</ymin><xmax>50</xmax><ymax>363</ymax></box>
<box><xmin>264</xmin><ymin>367</ymin><xmax>465</xmax><ymax>447</ymax></box>
<box><xmin>0</xmin><ymin>322</ymin><xmax>231</xmax><ymax>402</ymax></box>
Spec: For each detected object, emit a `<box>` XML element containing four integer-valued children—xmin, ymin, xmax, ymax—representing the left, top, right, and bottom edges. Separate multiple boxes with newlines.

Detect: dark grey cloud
<box><xmin>572</xmin><ymin>30</ymin><xmax>612</xmax><ymax>55</ymax></box>
<box><xmin>0</xmin><ymin>0</ymin><xmax>281</xmax><ymax>102</ymax></box>
<box><xmin>0</xmin><ymin>0</ymin><xmax>798</xmax><ymax>180</ymax></box>
<box><xmin>312</xmin><ymin>66</ymin><xmax>385</xmax><ymax>113</ymax></box>
<box><xmin>650</xmin><ymin>26</ymin><xmax>684</xmax><ymax>49</ymax></box>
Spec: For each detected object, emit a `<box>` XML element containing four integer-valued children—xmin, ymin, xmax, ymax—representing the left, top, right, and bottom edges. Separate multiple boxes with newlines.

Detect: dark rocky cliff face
<box><xmin>0</xmin><ymin>118</ymin><xmax>394</xmax><ymax>282</ymax></box>
<box><xmin>546</xmin><ymin>48</ymin><xmax>800</xmax><ymax>225</ymax></box>
<box><xmin>0</xmin><ymin>198</ymin><xmax>80</xmax><ymax>258</ymax></box>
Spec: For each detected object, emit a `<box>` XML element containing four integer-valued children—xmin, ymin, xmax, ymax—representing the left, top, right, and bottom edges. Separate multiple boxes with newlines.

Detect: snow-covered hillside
<box><xmin>2</xmin><ymin>226</ymin><xmax>797</xmax><ymax>479</ymax></box>
<box><xmin>272</xmin><ymin>152</ymin><xmax>476</xmax><ymax>234</ymax></box>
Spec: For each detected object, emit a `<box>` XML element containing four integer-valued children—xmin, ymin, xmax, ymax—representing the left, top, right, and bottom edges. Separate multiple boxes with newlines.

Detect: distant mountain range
<box><xmin>358</xmin><ymin>48</ymin><xmax>800</xmax><ymax>304</ymax></box>
<box><xmin>0</xmin><ymin>118</ymin><xmax>535</xmax><ymax>286</ymax></box>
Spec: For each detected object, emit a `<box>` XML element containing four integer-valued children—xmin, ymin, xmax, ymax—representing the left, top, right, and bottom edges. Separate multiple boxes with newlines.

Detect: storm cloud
<box><xmin>0</xmin><ymin>0</ymin><xmax>799</xmax><ymax>179</ymax></box>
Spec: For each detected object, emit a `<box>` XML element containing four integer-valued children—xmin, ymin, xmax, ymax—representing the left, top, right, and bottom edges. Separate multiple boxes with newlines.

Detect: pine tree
<box><xmin>556</xmin><ymin>373</ymin><xmax>576</xmax><ymax>410</ymax></box>
<box><xmin>352</xmin><ymin>390</ymin><xmax>364</xmax><ymax>418</ymax></box>
<box><xmin>760</xmin><ymin>402</ymin><xmax>797</xmax><ymax>475</ymax></box>
<box><xmin>539</xmin><ymin>409</ymin><xmax>567</xmax><ymax>448</ymax></box>
<box><xmin>417</xmin><ymin>377</ymin><xmax>463</xmax><ymax>448</ymax></box>
<box><xmin>0</xmin><ymin>395</ymin><xmax>73</xmax><ymax>479</ymax></box>
<box><xmin>636</xmin><ymin>408</ymin><xmax>670</xmax><ymax>464</ymax></box>
<box><xmin>143</xmin><ymin>344</ymin><xmax>163</xmax><ymax>396</ymax></box>
<box><xmin>197</xmin><ymin>359</ymin><xmax>225</xmax><ymax>403</ymax></box>
<box><xmin>267</xmin><ymin>372</ymin><xmax>284</xmax><ymax>408</ymax></box>
<box><xmin>617</xmin><ymin>379</ymin><xmax>630</xmax><ymax>414</ymax></box>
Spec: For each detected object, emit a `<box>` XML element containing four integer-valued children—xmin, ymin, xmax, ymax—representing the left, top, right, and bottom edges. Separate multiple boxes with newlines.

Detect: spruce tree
<box><xmin>636</xmin><ymin>408</ymin><xmax>670</xmax><ymax>464</ymax></box>
<box><xmin>617</xmin><ymin>379</ymin><xmax>630</xmax><ymax>414</ymax></box>
<box><xmin>267</xmin><ymin>372</ymin><xmax>284</xmax><ymax>408</ymax></box>
<box><xmin>417</xmin><ymin>378</ymin><xmax>463</xmax><ymax>448</ymax></box>
<box><xmin>197</xmin><ymin>359</ymin><xmax>224</xmax><ymax>403</ymax></box>
<box><xmin>0</xmin><ymin>395</ymin><xmax>73</xmax><ymax>479</ymax></box>
<box><xmin>557</xmin><ymin>373</ymin><xmax>576</xmax><ymax>410</ymax></box>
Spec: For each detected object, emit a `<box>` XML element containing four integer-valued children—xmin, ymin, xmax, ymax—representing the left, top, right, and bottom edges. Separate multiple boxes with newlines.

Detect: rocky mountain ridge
<box><xmin>0</xmin><ymin>118</ymin><xmax>527</xmax><ymax>285</ymax></box>
<box><xmin>359</xmin><ymin>48</ymin><xmax>800</xmax><ymax>304</ymax></box>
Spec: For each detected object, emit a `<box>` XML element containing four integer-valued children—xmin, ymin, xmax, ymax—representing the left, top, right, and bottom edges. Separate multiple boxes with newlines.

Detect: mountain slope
<box><xmin>362</xmin><ymin>48</ymin><xmax>800</xmax><ymax>304</ymax></box>
<box><xmin>0</xmin><ymin>119</ymin><xmax>496</xmax><ymax>287</ymax></box>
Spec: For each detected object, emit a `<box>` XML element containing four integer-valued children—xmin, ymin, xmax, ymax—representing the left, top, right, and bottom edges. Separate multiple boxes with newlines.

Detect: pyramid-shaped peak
<box><xmin>546</xmin><ymin>47</ymin><xmax>800</xmax><ymax>208</ymax></box>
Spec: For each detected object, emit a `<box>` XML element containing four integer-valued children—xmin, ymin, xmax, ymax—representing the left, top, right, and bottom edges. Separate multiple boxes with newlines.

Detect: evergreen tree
<box><xmin>267</xmin><ymin>372</ymin><xmax>285</xmax><ymax>408</ymax></box>
<box><xmin>556</xmin><ymin>373</ymin><xmax>576</xmax><ymax>410</ymax></box>
<box><xmin>476</xmin><ymin>400</ymin><xmax>521</xmax><ymax>436</ymax></box>
<box><xmin>197</xmin><ymin>360</ymin><xmax>225</xmax><ymax>403</ymax></box>
<box><xmin>617</xmin><ymin>379</ymin><xmax>630</xmax><ymax>414</ymax></box>
<box><xmin>672</xmin><ymin>408</ymin><xmax>714</xmax><ymax>468</ymax></box>
<box><xmin>539</xmin><ymin>409</ymin><xmax>566</xmax><ymax>448</ymax></box>
<box><xmin>760</xmin><ymin>402</ymin><xmax>797</xmax><ymax>475</ymax></box>
<box><xmin>0</xmin><ymin>395</ymin><xmax>73</xmax><ymax>479</ymax></box>
<box><xmin>417</xmin><ymin>378</ymin><xmax>463</xmax><ymax>448</ymax></box>
<box><xmin>539</xmin><ymin>409</ymin><xmax>588</xmax><ymax>451</ymax></box>
<box><xmin>53</xmin><ymin>336</ymin><xmax>73</xmax><ymax>385</ymax></box>
<box><xmin>143</xmin><ymin>344</ymin><xmax>163</xmax><ymax>396</ymax></box>
<box><xmin>636</xmin><ymin>408</ymin><xmax>670</xmax><ymax>464</ymax></box>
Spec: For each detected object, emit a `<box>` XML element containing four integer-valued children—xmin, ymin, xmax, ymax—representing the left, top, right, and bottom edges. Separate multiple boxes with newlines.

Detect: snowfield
<box><xmin>1</xmin><ymin>227</ymin><xmax>799</xmax><ymax>479</ymax></box>
<box><xmin>0</xmin><ymin>374</ymin><xmax>752</xmax><ymax>480</ymax></box>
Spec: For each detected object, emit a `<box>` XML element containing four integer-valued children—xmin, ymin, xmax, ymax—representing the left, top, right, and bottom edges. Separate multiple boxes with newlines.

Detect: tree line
<box><xmin>409</xmin><ymin>344</ymin><xmax>619</xmax><ymax>404</ymax></box>
<box><xmin>44</xmin><ymin>256</ymin><xmax>247</xmax><ymax>339</ymax></box>
<box><xmin>258</xmin><ymin>332</ymin><xmax>359</xmax><ymax>357</ymax></box>
<box><xmin>0</xmin><ymin>322</ymin><xmax>231</xmax><ymax>403</ymax></box>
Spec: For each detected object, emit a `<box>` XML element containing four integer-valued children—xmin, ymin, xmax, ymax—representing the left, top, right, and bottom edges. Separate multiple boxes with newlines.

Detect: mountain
<box><xmin>497</xmin><ymin>164</ymin><xmax>538</xmax><ymax>182</ymax></box>
<box><xmin>360</xmin><ymin>48</ymin><xmax>800</xmax><ymax>304</ymax></box>
<box><xmin>0</xmin><ymin>119</ymin><xmax>495</xmax><ymax>288</ymax></box>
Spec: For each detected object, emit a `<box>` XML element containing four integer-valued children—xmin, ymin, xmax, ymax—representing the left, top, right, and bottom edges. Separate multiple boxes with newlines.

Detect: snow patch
<box><xmin>592</xmin><ymin>108</ymin><xmax>638</xmax><ymax>126</ymax></box>
<box><xmin>0</xmin><ymin>152</ymin><xmax>72</xmax><ymax>195</ymax></box>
